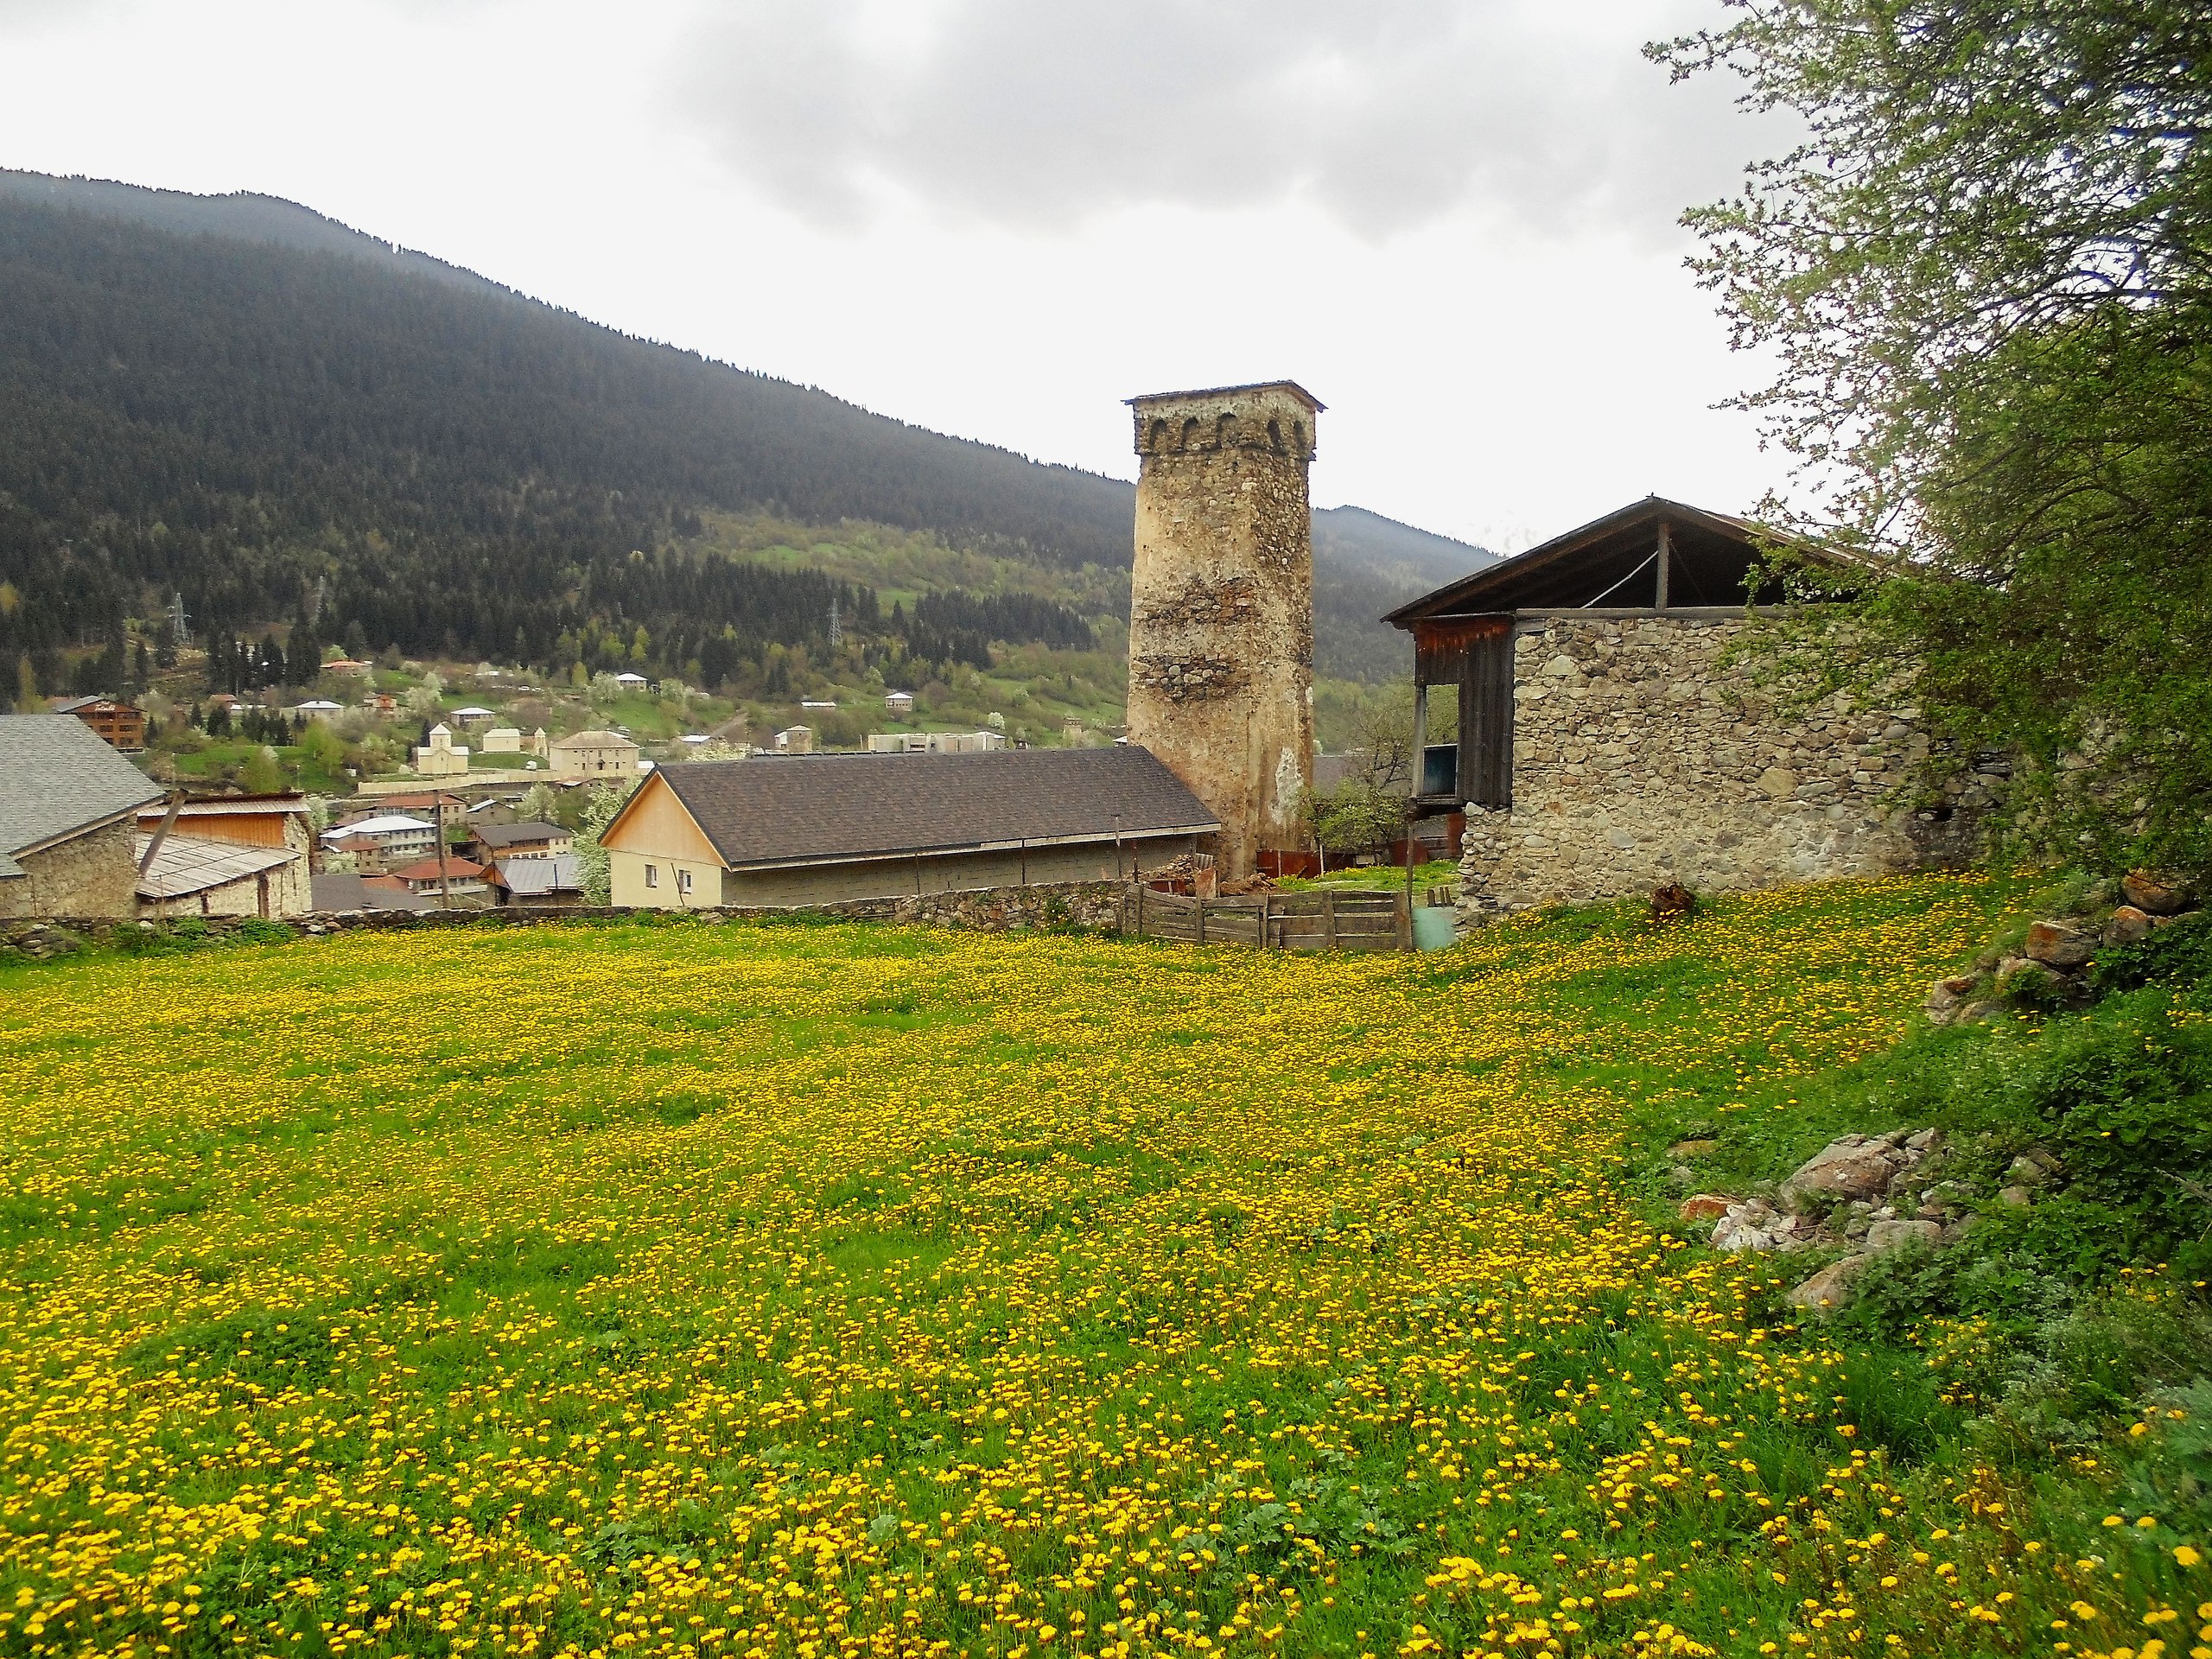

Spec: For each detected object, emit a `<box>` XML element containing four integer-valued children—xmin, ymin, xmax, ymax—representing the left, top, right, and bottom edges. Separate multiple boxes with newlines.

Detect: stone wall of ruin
<box><xmin>1124</xmin><ymin>386</ymin><xmax>1316</xmax><ymax>876</ymax></box>
<box><xmin>0</xmin><ymin>819</ymin><xmax>140</xmax><ymax>920</ymax></box>
<box><xmin>1457</xmin><ymin>614</ymin><xmax>1981</xmax><ymax>917</ymax></box>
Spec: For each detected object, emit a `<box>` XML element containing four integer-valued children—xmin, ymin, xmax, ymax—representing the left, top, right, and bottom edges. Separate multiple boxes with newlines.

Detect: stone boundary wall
<box><xmin>1458</xmin><ymin>614</ymin><xmax>1983</xmax><ymax>918</ymax></box>
<box><xmin>0</xmin><ymin>882</ymin><xmax>1131</xmax><ymax>962</ymax></box>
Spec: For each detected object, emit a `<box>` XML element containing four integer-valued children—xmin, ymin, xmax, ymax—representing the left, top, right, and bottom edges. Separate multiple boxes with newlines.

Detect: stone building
<box><xmin>1124</xmin><ymin>381</ymin><xmax>1320</xmax><ymax>877</ymax></box>
<box><xmin>553</xmin><ymin>729</ymin><xmax>644</xmax><ymax>777</ymax></box>
<box><xmin>1386</xmin><ymin>497</ymin><xmax>1968</xmax><ymax>917</ymax></box>
<box><xmin>0</xmin><ymin>714</ymin><xmax>164</xmax><ymax>918</ymax></box>
<box><xmin>132</xmin><ymin>793</ymin><xmax>315</xmax><ymax>918</ymax></box>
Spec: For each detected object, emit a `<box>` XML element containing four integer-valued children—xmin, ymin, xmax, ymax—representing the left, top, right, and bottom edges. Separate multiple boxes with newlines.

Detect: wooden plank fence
<box><xmin>1124</xmin><ymin>885</ymin><xmax>1411</xmax><ymax>951</ymax></box>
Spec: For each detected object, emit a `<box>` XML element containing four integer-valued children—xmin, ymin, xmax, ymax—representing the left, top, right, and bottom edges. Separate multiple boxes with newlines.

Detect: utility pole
<box><xmin>434</xmin><ymin>796</ymin><xmax>454</xmax><ymax>910</ymax></box>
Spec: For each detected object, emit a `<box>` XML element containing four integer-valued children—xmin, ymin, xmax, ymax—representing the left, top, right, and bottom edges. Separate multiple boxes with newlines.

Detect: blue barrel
<box><xmin>1412</xmin><ymin>906</ymin><xmax>1458</xmax><ymax>951</ymax></box>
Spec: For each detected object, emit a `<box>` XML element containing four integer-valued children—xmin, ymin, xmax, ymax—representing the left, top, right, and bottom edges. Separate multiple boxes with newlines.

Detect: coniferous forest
<box><xmin>0</xmin><ymin>179</ymin><xmax>1488</xmax><ymax>696</ymax></box>
<box><xmin>0</xmin><ymin>195</ymin><xmax>1124</xmax><ymax>692</ymax></box>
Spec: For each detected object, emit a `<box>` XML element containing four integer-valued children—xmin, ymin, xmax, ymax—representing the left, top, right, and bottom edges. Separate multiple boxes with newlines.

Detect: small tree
<box><xmin>572</xmin><ymin>782</ymin><xmax>631</xmax><ymax>906</ymax></box>
<box><xmin>516</xmin><ymin>782</ymin><xmax>559</xmax><ymax>823</ymax></box>
<box><xmin>241</xmin><ymin>746</ymin><xmax>284</xmax><ymax>794</ymax></box>
<box><xmin>1302</xmin><ymin>781</ymin><xmax>1403</xmax><ymax>866</ymax></box>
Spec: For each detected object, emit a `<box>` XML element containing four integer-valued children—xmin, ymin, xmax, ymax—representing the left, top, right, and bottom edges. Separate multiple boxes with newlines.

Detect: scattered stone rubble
<box><xmin>1924</xmin><ymin>869</ymin><xmax>2200</xmax><ymax>1026</ymax></box>
<box><xmin>1678</xmin><ymin>1123</ymin><xmax>2069</xmax><ymax>1313</ymax></box>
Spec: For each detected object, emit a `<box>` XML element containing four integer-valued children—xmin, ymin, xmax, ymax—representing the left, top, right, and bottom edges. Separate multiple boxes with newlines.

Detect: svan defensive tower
<box><xmin>1124</xmin><ymin>381</ymin><xmax>1320</xmax><ymax>877</ymax></box>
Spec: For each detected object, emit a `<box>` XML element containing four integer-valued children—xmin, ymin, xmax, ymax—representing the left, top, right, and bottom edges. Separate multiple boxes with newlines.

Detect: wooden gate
<box><xmin>1125</xmin><ymin>886</ymin><xmax>1410</xmax><ymax>951</ymax></box>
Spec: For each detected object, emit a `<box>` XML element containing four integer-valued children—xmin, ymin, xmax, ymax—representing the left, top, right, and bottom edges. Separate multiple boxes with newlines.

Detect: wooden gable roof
<box><xmin>1382</xmin><ymin>496</ymin><xmax>1852</xmax><ymax>626</ymax></box>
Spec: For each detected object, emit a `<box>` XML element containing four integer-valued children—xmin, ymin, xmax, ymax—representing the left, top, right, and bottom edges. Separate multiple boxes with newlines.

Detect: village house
<box><xmin>0</xmin><ymin>715</ymin><xmax>165</xmax><ymax>918</ymax></box>
<box><xmin>320</xmin><ymin>813</ymin><xmax>438</xmax><ymax>872</ymax></box>
<box><xmin>390</xmin><ymin>855</ymin><xmax>490</xmax><ymax>899</ymax></box>
<box><xmin>48</xmin><ymin>695</ymin><xmax>148</xmax><ymax>752</ymax></box>
<box><xmin>309</xmin><ymin>871</ymin><xmax>435</xmax><ymax>913</ymax></box>
<box><xmin>884</xmin><ymin>690</ymin><xmax>915</xmax><ymax>715</ymax></box>
<box><xmin>290</xmin><ymin>699</ymin><xmax>344</xmax><ymax>721</ymax></box>
<box><xmin>774</xmin><ymin>726</ymin><xmax>814</xmax><ymax>754</ymax></box>
<box><xmin>132</xmin><ymin>794</ymin><xmax>315</xmax><ymax>918</ymax></box>
<box><xmin>551</xmin><ymin>729</ymin><xmax>643</xmax><ymax>778</ymax></box>
<box><xmin>467</xmin><ymin>820</ymin><xmax>572</xmax><ymax>862</ymax></box>
<box><xmin>485</xmin><ymin>851</ymin><xmax>583</xmax><ymax>909</ymax></box>
<box><xmin>600</xmin><ymin>747</ymin><xmax>1217</xmax><ymax>909</ymax></box>
<box><xmin>136</xmin><ymin>836</ymin><xmax>307</xmax><ymax>919</ymax></box>
<box><xmin>1384</xmin><ymin>495</ymin><xmax>1968</xmax><ymax>916</ymax></box>
<box><xmin>480</xmin><ymin>727</ymin><xmax>549</xmax><ymax>758</ymax></box>
<box><xmin>351</xmin><ymin>791</ymin><xmax>468</xmax><ymax>835</ymax></box>
<box><xmin>864</xmin><ymin>730</ymin><xmax>1008</xmax><ymax>754</ymax></box>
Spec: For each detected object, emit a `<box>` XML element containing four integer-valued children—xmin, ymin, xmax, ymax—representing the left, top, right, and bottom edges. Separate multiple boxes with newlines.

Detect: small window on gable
<box><xmin>1179</xmin><ymin>416</ymin><xmax>1200</xmax><ymax>450</ymax></box>
<box><xmin>645</xmin><ymin>864</ymin><xmax>658</xmax><ymax>888</ymax></box>
<box><xmin>1147</xmin><ymin>417</ymin><xmax>1168</xmax><ymax>452</ymax></box>
<box><xmin>1268</xmin><ymin>417</ymin><xmax>1284</xmax><ymax>452</ymax></box>
<box><xmin>1292</xmin><ymin>420</ymin><xmax>1307</xmax><ymax>454</ymax></box>
<box><xmin>677</xmin><ymin>869</ymin><xmax>693</xmax><ymax>893</ymax></box>
<box><xmin>1216</xmin><ymin>414</ymin><xmax>1236</xmax><ymax>449</ymax></box>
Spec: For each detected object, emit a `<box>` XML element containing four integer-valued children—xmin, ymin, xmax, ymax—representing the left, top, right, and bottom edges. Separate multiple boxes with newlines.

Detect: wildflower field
<box><xmin>0</xmin><ymin>874</ymin><xmax>2204</xmax><ymax>1659</ymax></box>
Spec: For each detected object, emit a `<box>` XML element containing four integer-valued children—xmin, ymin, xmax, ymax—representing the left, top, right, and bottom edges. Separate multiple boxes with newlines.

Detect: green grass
<box><xmin>0</xmin><ymin>874</ymin><xmax>2203</xmax><ymax>1659</ymax></box>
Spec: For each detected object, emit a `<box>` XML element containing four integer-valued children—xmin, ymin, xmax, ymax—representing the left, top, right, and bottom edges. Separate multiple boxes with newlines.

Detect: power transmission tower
<box><xmin>168</xmin><ymin>592</ymin><xmax>190</xmax><ymax>649</ymax></box>
<box><xmin>828</xmin><ymin>597</ymin><xmax>842</xmax><ymax>648</ymax></box>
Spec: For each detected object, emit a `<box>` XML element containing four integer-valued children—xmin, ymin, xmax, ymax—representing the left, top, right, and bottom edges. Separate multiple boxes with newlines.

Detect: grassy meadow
<box><xmin>0</xmin><ymin>875</ymin><xmax>2204</xmax><ymax>1659</ymax></box>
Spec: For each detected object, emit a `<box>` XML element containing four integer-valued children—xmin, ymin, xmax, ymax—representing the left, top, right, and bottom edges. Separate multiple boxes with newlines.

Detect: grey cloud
<box><xmin>666</xmin><ymin>0</ymin><xmax>1780</xmax><ymax>241</ymax></box>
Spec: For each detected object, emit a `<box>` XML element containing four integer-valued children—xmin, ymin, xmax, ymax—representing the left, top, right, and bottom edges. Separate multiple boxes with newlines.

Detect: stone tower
<box><xmin>1124</xmin><ymin>381</ymin><xmax>1320</xmax><ymax>877</ymax></box>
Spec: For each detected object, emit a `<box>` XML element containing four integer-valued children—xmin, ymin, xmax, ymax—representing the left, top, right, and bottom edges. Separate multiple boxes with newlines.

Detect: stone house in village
<box><xmin>132</xmin><ymin>793</ymin><xmax>315</xmax><ymax>918</ymax></box>
<box><xmin>0</xmin><ymin>715</ymin><xmax>166</xmax><ymax>918</ymax></box>
<box><xmin>1386</xmin><ymin>497</ymin><xmax>1974</xmax><ymax>917</ymax></box>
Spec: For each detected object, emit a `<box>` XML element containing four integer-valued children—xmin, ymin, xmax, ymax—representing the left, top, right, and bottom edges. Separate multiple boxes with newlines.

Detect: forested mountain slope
<box><xmin>0</xmin><ymin>175</ymin><xmax>1489</xmax><ymax>687</ymax></box>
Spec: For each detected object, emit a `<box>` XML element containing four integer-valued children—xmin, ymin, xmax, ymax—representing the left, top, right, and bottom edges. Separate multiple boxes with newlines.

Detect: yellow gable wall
<box><xmin>601</xmin><ymin>773</ymin><xmax>721</xmax><ymax>864</ymax></box>
<box><xmin>601</xmin><ymin>774</ymin><xmax>728</xmax><ymax>910</ymax></box>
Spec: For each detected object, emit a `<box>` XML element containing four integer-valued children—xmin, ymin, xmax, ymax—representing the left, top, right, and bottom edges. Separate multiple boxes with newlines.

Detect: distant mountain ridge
<box><xmin>0</xmin><ymin>168</ymin><xmax>508</xmax><ymax>296</ymax></box>
<box><xmin>0</xmin><ymin>170</ymin><xmax>1491</xmax><ymax>683</ymax></box>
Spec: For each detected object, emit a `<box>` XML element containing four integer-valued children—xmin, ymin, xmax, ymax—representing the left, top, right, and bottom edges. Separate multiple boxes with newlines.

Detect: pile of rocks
<box><xmin>1927</xmin><ymin>870</ymin><xmax>2199</xmax><ymax>1025</ymax></box>
<box><xmin>0</xmin><ymin>922</ymin><xmax>89</xmax><ymax>961</ymax></box>
<box><xmin>1681</xmin><ymin>1127</ymin><xmax>2063</xmax><ymax>1312</ymax></box>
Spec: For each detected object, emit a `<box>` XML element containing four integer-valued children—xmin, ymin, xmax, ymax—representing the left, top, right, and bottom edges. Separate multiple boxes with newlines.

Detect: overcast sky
<box><xmin>0</xmin><ymin>0</ymin><xmax>1790</xmax><ymax>551</ymax></box>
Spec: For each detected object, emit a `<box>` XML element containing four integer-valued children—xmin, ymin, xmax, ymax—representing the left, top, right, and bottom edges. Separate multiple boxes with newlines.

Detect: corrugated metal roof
<box><xmin>494</xmin><ymin>852</ymin><xmax>581</xmax><ymax>895</ymax></box>
<box><xmin>641</xmin><ymin>747</ymin><xmax>1219</xmax><ymax>871</ymax></box>
<box><xmin>135</xmin><ymin>794</ymin><xmax>309</xmax><ymax>821</ymax></box>
<box><xmin>134</xmin><ymin>833</ymin><xmax>297</xmax><ymax>899</ymax></box>
<box><xmin>0</xmin><ymin>715</ymin><xmax>165</xmax><ymax>875</ymax></box>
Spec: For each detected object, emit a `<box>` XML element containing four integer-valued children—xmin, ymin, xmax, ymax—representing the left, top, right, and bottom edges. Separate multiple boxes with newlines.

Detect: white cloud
<box><xmin>668</xmin><ymin>0</ymin><xmax>1777</xmax><ymax>243</ymax></box>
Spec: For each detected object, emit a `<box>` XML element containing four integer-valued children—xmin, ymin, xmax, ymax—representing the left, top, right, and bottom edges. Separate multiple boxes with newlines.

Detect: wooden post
<box><xmin>1655</xmin><ymin>521</ymin><xmax>1673</xmax><ymax>609</ymax></box>
<box><xmin>1322</xmin><ymin>888</ymin><xmax>1337</xmax><ymax>950</ymax></box>
<box><xmin>435</xmin><ymin>817</ymin><xmax>453</xmax><ymax>909</ymax></box>
<box><xmin>1396</xmin><ymin>887</ymin><xmax>1413</xmax><ymax>951</ymax></box>
<box><xmin>1135</xmin><ymin>880</ymin><xmax>1145</xmax><ymax>941</ymax></box>
<box><xmin>1410</xmin><ymin>681</ymin><xmax>1428</xmax><ymax>794</ymax></box>
<box><xmin>137</xmin><ymin>789</ymin><xmax>184</xmax><ymax>878</ymax></box>
<box><xmin>1195</xmin><ymin>896</ymin><xmax>1207</xmax><ymax>945</ymax></box>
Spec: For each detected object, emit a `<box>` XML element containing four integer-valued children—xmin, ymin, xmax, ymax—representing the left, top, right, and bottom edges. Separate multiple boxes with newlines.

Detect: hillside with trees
<box><xmin>0</xmin><ymin>175</ymin><xmax>1489</xmax><ymax>703</ymax></box>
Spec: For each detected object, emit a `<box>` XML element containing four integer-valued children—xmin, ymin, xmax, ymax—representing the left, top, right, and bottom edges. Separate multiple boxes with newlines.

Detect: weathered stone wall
<box><xmin>1458</xmin><ymin>614</ymin><xmax>1980</xmax><ymax>917</ymax></box>
<box><xmin>0</xmin><ymin>820</ymin><xmax>139</xmax><ymax>920</ymax></box>
<box><xmin>1125</xmin><ymin>385</ymin><xmax>1317</xmax><ymax>876</ymax></box>
<box><xmin>2</xmin><ymin>881</ymin><xmax>1135</xmax><ymax>961</ymax></box>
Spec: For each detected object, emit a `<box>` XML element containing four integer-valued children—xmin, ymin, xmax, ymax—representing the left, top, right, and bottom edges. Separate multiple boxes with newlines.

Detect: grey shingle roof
<box><xmin>649</xmin><ymin>747</ymin><xmax>1219</xmax><ymax>870</ymax></box>
<box><xmin>310</xmin><ymin>873</ymin><xmax>436</xmax><ymax>913</ymax></box>
<box><xmin>0</xmin><ymin>715</ymin><xmax>165</xmax><ymax>879</ymax></box>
